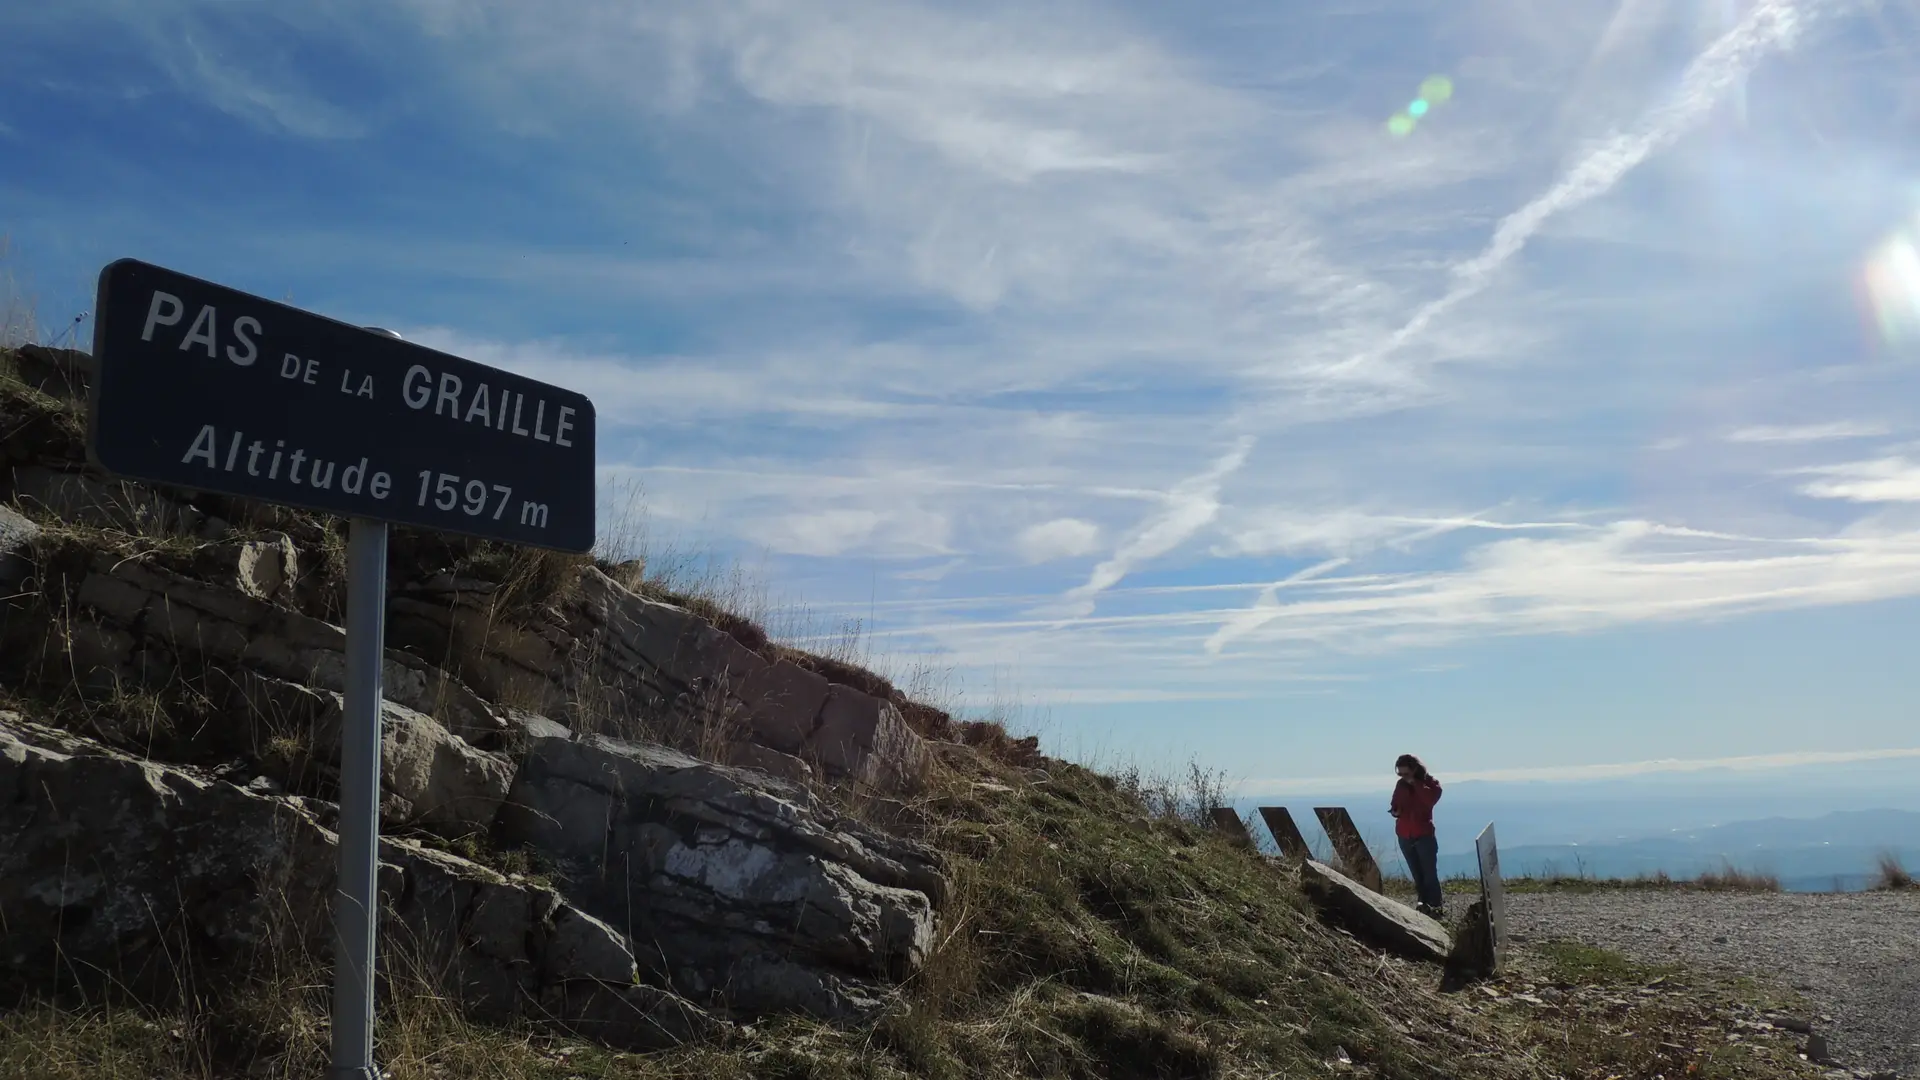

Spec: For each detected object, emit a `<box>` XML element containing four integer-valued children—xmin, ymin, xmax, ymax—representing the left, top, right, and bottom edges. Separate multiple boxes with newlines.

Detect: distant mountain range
<box><xmin>1428</xmin><ymin>808</ymin><xmax>1920</xmax><ymax>892</ymax></box>
<box><xmin>1236</xmin><ymin>764</ymin><xmax>1920</xmax><ymax>892</ymax></box>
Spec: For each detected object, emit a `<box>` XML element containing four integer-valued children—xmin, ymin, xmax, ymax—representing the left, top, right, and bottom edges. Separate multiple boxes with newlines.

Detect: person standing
<box><xmin>1391</xmin><ymin>753</ymin><xmax>1445</xmax><ymax>918</ymax></box>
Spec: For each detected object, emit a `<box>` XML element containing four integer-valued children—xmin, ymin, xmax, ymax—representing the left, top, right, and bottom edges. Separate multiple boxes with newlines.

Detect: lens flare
<box><xmin>1386</xmin><ymin>75</ymin><xmax>1452</xmax><ymax>137</ymax></box>
<box><xmin>1862</xmin><ymin>214</ymin><xmax>1920</xmax><ymax>346</ymax></box>
<box><xmin>1419</xmin><ymin>76</ymin><xmax>1454</xmax><ymax>104</ymax></box>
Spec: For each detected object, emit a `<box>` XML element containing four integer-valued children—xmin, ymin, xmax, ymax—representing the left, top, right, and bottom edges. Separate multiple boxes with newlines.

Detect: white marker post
<box><xmin>1475</xmin><ymin>822</ymin><xmax>1507</xmax><ymax>974</ymax></box>
<box><xmin>328</xmin><ymin>328</ymin><xmax>401</xmax><ymax>1080</ymax></box>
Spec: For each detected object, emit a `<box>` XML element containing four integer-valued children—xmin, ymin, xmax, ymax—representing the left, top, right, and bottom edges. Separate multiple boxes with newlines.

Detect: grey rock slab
<box><xmin>735</xmin><ymin>659</ymin><xmax>830</xmax><ymax>753</ymax></box>
<box><xmin>1301</xmin><ymin>859</ymin><xmax>1451</xmax><ymax>963</ymax></box>
<box><xmin>223</xmin><ymin>670</ymin><xmax>513</xmax><ymax>836</ymax></box>
<box><xmin>809</xmin><ymin>685</ymin><xmax>929</xmax><ymax>795</ymax></box>
<box><xmin>727</xmin><ymin>740</ymin><xmax>814</xmax><ymax>788</ymax></box>
<box><xmin>0</xmin><ymin>713</ymin><xmax>715</xmax><ymax>1049</ymax></box>
<box><xmin>72</xmin><ymin>555</ymin><xmax>505</xmax><ymax>745</ymax></box>
<box><xmin>0</xmin><ymin>502</ymin><xmax>38</xmax><ymax>589</ymax></box>
<box><xmin>496</xmin><ymin>731</ymin><xmax>946</xmax><ymax>1019</ymax></box>
<box><xmin>10</xmin><ymin>465</ymin><xmax>201</xmax><ymax>535</ymax></box>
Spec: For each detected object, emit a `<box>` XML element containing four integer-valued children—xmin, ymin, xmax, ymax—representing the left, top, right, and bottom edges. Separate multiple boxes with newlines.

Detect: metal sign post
<box><xmin>87</xmin><ymin>262</ymin><xmax>596</xmax><ymax>1080</ymax></box>
<box><xmin>331</xmin><ymin>515</ymin><xmax>388</xmax><ymax>1079</ymax></box>
<box><xmin>326</xmin><ymin>327</ymin><xmax>401</xmax><ymax>1080</ymax></box>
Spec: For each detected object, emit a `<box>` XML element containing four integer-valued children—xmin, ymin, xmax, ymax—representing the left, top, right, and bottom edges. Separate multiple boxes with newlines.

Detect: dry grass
<box><xmin>1871</xmin><ymin>849</ymin><xmax>1914</xmax><ymax>890</ymax></box>
<box><xmin>1492</xmin><ymin>862</ymin><xmax>1781</xmax><ymax>895</ymax></box>
<box><xmin>1692</xmin><ymin>863</ymin><xmax>1781</xmax><ymax>892</ymax></box>
<box><xmin>1109</xmin><ymin>759</ymin><xmax>1236</xmax><ymax>830</ymax></box>
<box><xmin>14</xmin><ymin>732</ymin><xmax>1827</xmax><ymax>1080</ymax></box>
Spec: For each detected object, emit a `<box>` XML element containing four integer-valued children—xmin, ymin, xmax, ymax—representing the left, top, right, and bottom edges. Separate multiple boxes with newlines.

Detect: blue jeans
<box><xmin>1399</xmin><ymin>834</ymin><xmax>1443</xmax><ymax>910</ymax></box>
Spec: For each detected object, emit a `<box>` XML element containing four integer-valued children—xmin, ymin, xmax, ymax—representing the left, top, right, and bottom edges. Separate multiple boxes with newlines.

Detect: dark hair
<box><xmin>1395</xmin><ymin>754</ymin><xmax>1431</xmax><ymax>782</ymax></box>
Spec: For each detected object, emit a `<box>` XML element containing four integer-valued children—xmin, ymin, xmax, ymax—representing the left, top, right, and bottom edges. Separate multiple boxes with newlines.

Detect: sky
<box><xmin>8</xmin><ymin>0</ymin><xmax>1920</xmax><ymax>793</ymax></box>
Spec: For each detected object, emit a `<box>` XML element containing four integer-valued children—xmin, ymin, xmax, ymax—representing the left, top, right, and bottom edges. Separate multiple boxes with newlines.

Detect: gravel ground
<box><xmin>1503</xmin><ymin>889</ymin><xmax>1920</xmax><ymax>1078</ymax></box>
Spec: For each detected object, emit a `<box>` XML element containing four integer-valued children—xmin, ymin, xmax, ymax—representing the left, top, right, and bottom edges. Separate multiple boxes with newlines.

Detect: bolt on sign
<box><xmin>89</xmin><ymin>258</ymin><xmax>595</xmax><ymax>553</ymax></box>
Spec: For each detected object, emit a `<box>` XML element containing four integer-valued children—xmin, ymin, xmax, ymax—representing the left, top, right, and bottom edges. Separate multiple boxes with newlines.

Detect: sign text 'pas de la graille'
<box><xmin>89</xmin><ymin>259</ymin><xmax>594</xmax><ymax>552</ymax></box>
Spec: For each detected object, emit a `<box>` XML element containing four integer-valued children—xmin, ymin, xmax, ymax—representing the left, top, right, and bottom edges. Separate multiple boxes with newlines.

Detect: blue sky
<box><xmin>8</xmin><ymin>0</ymin><xmax>1920</xmax><ymax>792</ymax></box>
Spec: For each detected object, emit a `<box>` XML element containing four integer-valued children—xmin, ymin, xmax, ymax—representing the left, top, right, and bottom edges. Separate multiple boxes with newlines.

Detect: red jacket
<box><xmin>1391</xmin><ymin>777</ymin><xmax>1442</xmax><ymax>839</ymax></box>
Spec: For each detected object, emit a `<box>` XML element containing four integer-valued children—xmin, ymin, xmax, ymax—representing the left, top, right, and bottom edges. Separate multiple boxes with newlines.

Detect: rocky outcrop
<box><xmin>0</xmin><ymin>503</ymin><xmax>36</xmax><ymax>591</ymax></box>
<box><xmin>1300</xmin><ymin>860</ymin><xmax>1451</xmax><ymax>964</ymax></box>
<box><xmin>0</xmin><ymin>714</ymin><xmax>718</xmax><ymax>1049</ymax></box>
<box><xmin>1</xmin><ymin>352</ymin><xmax>961</xmax><ymax>1050</ymax></box>
<box><xmin>222</xmin><ymin>672</ymin><xmax>512</xmax><ymax>837</ymax></box>
<box><xmin>495</xmin><ymin>731</ymin><xmax>946</xmax><ymax>1019</ymax></box>
<box><xmin>388</xmin><ymin>568</ymin><xmax>929</xmax><ymax>794</ymax></box>
<box><xmin>65</xmin><ymin>554</ymin><xmax>506</xmax><ymax>746</ymax></box>
<box><xmin>8</xmin><ymin>343</ymin><xmax>91</xmax><ymax>401</ymax></box>
<box><xmin>11</xmin><ymin>464</ymin><xmax>206</xmax><ymax>536</ymax></box>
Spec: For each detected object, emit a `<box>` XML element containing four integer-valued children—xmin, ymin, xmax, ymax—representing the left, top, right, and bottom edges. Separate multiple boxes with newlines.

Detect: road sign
<box><xmin>1475</xmin><ymin>822</ymin><xmax>1507</xmax><ymax>973</ymax></box>
<box><xmin>89</xmin><ymin>258</ymin><xmax>595</xmax><ymax>552</ymax></box>
<box><xmin>88</xmin><ymin>260</ymin><xmax>601</xmax><ymax>1079</ymax></box>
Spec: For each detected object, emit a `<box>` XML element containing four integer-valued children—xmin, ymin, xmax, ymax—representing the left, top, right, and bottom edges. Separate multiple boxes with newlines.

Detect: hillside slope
<box><xmin>0</xmin><ymin>343</ymin><xmax>1850</xmax><ymax>1079</ymax></box>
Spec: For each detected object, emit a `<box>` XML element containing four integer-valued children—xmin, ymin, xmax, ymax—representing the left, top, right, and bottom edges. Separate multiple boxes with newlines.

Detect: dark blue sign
<box><xmin>89</xmin><ymin>259</ymin><xmax>595</xmax><ymax>552</ymax></box>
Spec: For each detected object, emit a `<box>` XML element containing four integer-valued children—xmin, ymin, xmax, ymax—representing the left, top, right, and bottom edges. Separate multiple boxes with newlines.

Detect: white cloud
<box><xmin>1199</xmin><ymin>519</ymin><xmax>1920</xmax><ymax>653</ymax></box>
<box><xmin>1726</xmin><ymin>421</ymin><xmax>1890</xmax><ymax>443</ymax></box>
<box><xmin>1017</xmin><ymin>518</ymin><xmax>1102</xmax><ymax>563</ymax></box>
<box><xmin>758</xmin><ymin>506</ymin><xmax>953</xmax><ymax>558</ymax></box>
<box><xmin>1794</xmin><ymin>457</ymin><xmax>1920</xmax><ymax>502</ymax></box>
<box><xmin>168</xmin><ymin>34</ymin><xmax>366</xmax><ymax>139</ymax></box>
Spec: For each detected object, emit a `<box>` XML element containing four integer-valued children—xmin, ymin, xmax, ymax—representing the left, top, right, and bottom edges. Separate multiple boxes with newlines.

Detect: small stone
<box><xmin>235</xmin><ymin>534</ymin><xmax>297</xmax><ymax>601</ymax></box>
<box><xmin>1804</xmin><ymin>1032</ymin><xmax>1830</xmax><ymax>1065</ymax></box>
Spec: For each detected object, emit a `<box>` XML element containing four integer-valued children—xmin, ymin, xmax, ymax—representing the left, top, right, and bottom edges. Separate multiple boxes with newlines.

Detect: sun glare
<box><xmin>1861</xmin><ymin>214</ymin><xmax>1920</xmax><ymax>346</ymax></box>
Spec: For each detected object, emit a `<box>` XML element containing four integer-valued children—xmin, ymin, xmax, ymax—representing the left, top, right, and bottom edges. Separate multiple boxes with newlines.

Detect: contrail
<box><xmin>1204</xmin><ymin>556</ymin><xmax>1350</xmax><ymax>655</ymax></box>
<box><xmin>1336</xmin><ymin>0</ymin><xmax>1815</xmax><ymax>378</ymax></box>
<box><xmin>1058</xmin><ymin>0</ymin><xmax>1828</xmax><ymax>618</ymax></box>
<box><xmin>1054</xmin><ymin>437</ymin><xmax>1254</xmax><ymax>617</ymax></box>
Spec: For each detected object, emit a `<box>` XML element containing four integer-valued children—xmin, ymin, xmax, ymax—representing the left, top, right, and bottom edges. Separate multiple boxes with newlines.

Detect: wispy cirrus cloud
<box><xmin>14</xmin><ymin>0</ymin><xmax>1920</xmax><ymax>778</ymax></box>
<box><xmin>1726</xmin><ymin>420</ymin><xmax>1890</xmax><ymax>443</ymax></box>
<box><xmin>1793</xmin><ymin>457</ymin><xmax>1920</xmax><ymax>502</ymax></box>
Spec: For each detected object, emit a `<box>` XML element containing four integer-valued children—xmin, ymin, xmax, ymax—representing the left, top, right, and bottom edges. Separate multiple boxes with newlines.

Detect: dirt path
<box><xmin>1503</xmin><ymin>889</ymin><xmax>1920</xmax><ymax>1078</ymax></box>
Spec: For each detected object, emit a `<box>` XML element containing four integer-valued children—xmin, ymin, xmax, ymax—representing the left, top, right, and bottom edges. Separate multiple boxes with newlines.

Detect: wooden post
<box><xmin>1314</xmin><ymin>806</ymin><xmax>1384</xmax><ymax>893</ymax></box>
<box><xmin>1257</xmin><ymin>806</ymin><xmax>1311</xmax><ymax>861</ymax></box>
<box><xmin>1209</xmin><ymin>806</ymin><xmax>1255</xmax><ymax>848</ymax></box>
